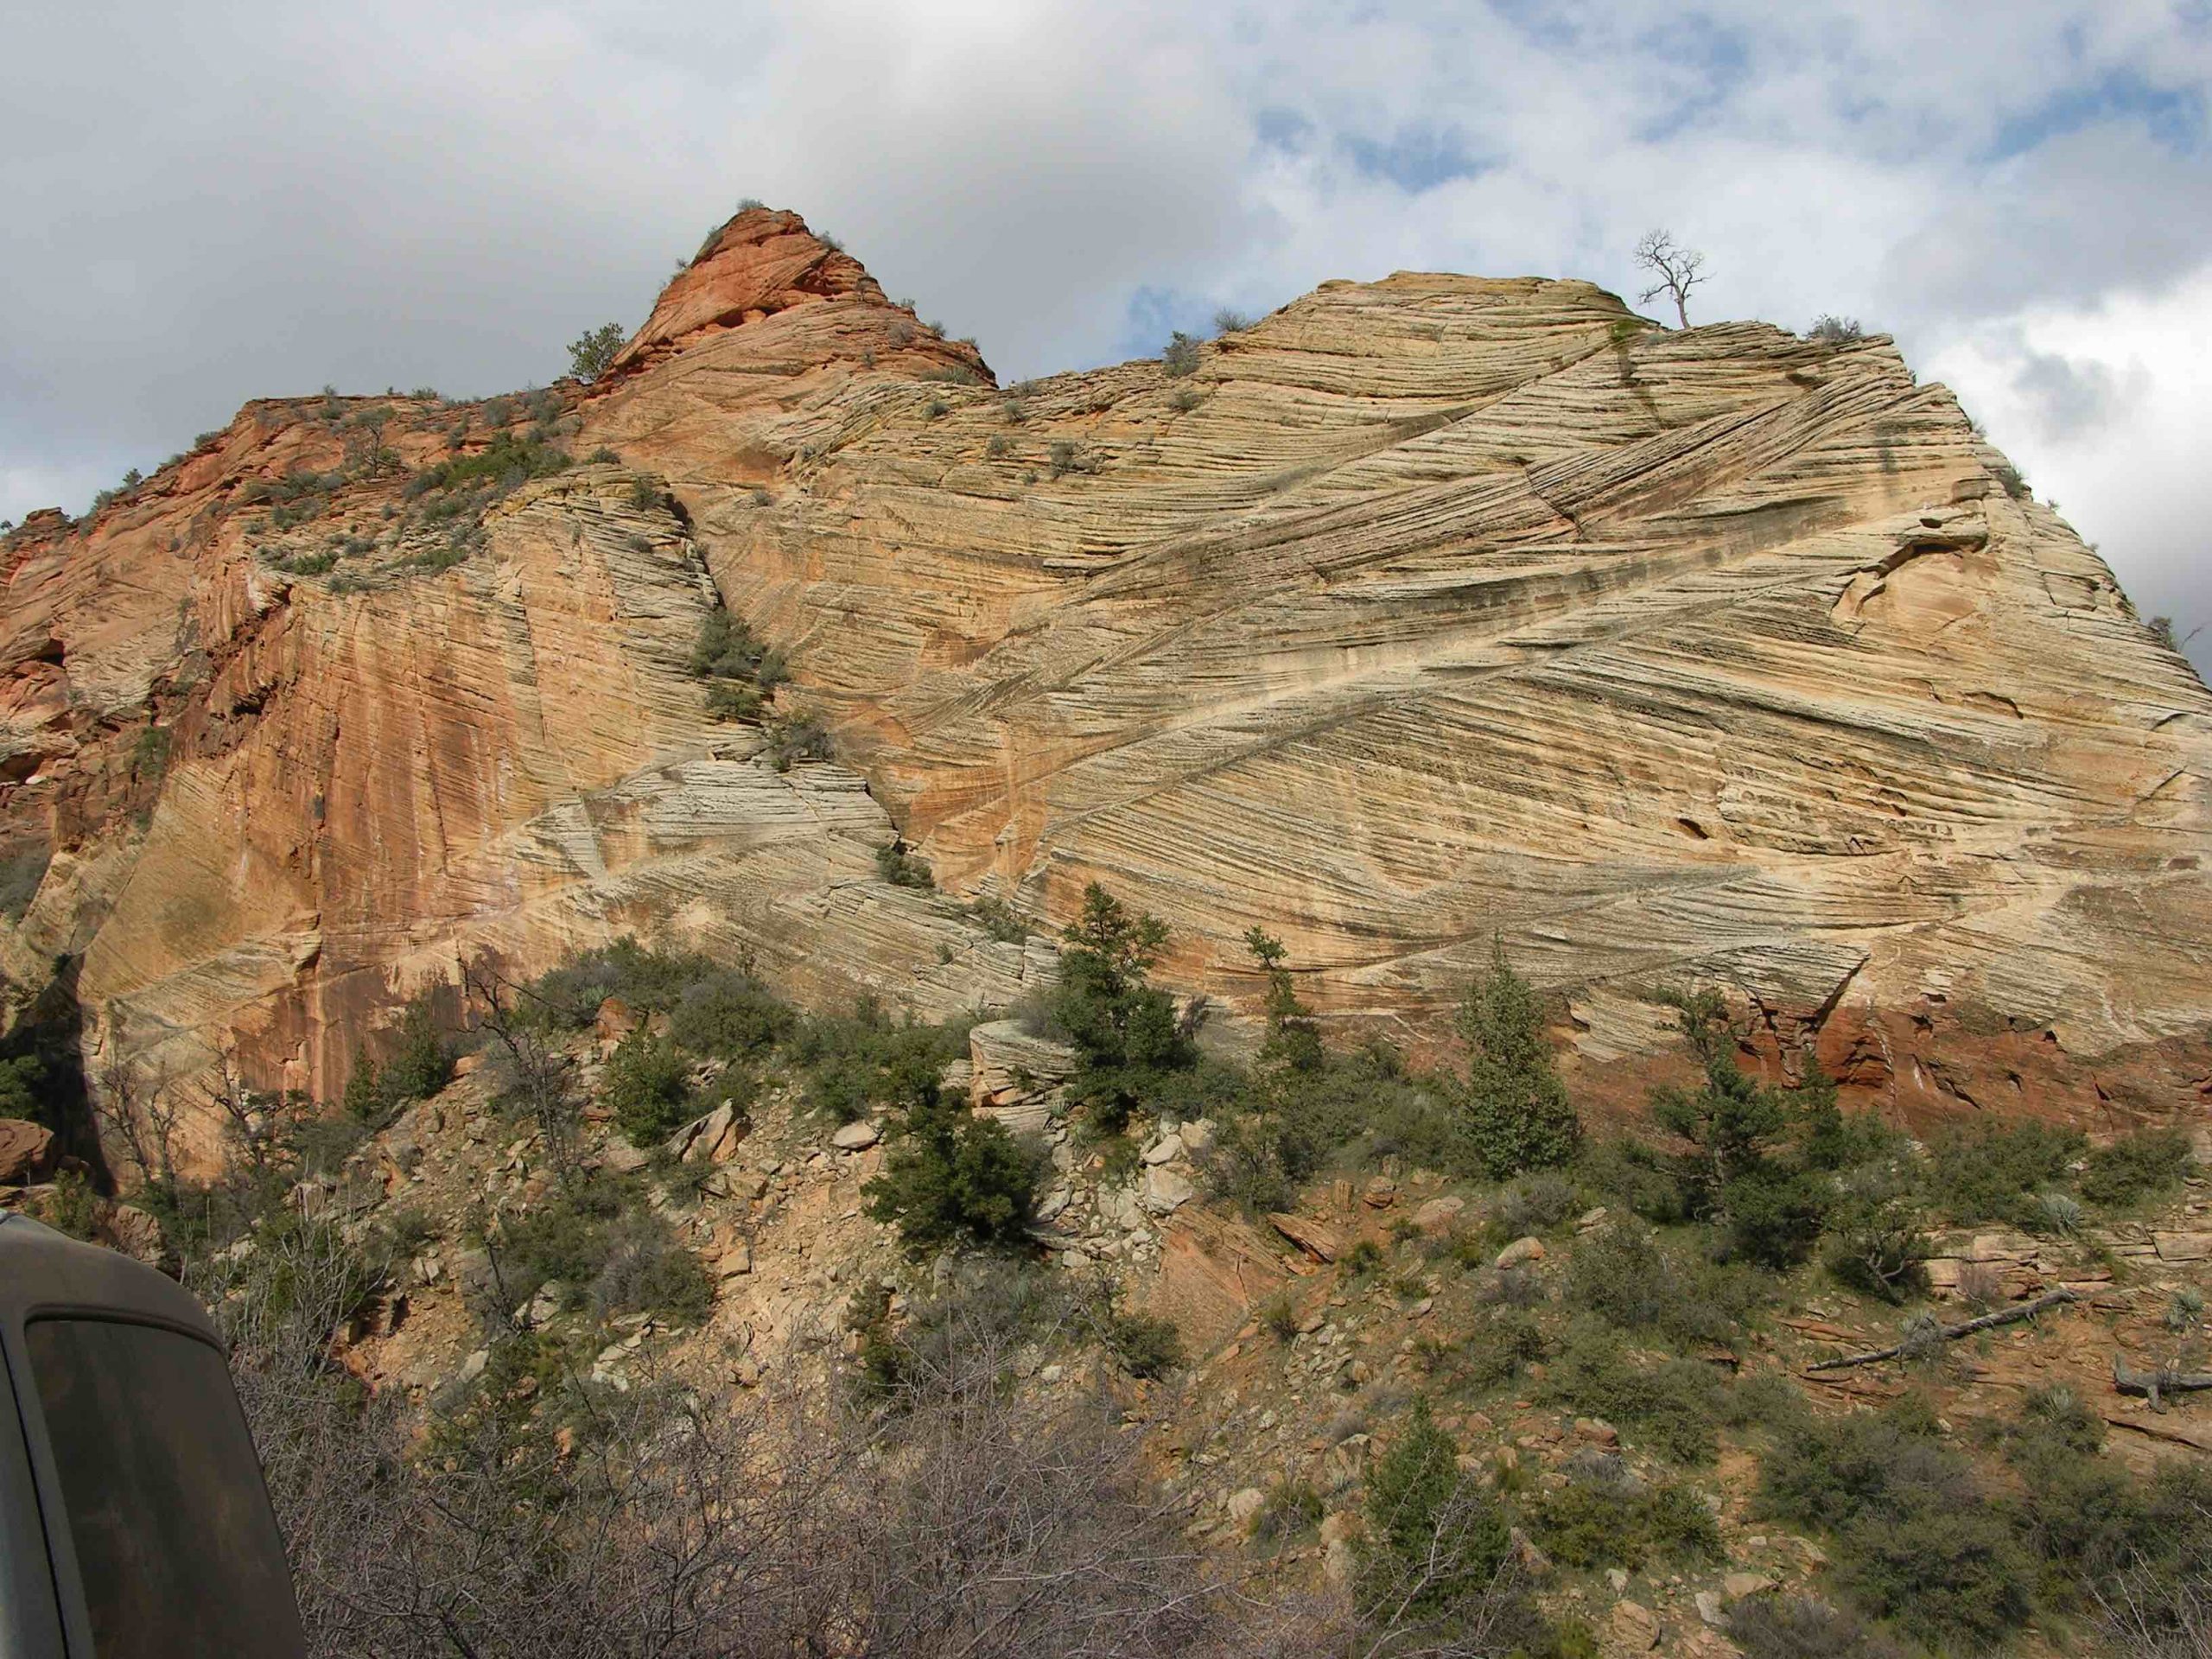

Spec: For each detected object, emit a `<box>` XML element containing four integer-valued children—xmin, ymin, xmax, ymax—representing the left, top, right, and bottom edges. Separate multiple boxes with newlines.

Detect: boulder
<box><xmin>1413</xmin><ymin>1196</ymin><xmax>1465</xmax><ymax>1235</ymax></box>
<box><xmin>1141</xmin><ymin>1131</ymin><xmax>1184</xmax><ymax>1166</ymax></box>
<box><xmin>0</xmin><ymin>1119</ymin><xmax>54</xmax><ymax>1185</ymax></box>
<box><xmin>599</xmin><ymin>1139</ymin><xmax>650</xmax><ymax>1174</ymax></box>
<box><xmin>1268</xmin><ymin>1212</ymin><xmax>1347</xmax><ymax>1262</ymax></box>
<box><xmin>1141</xmin><ymin>1164</ymin><xmax>1195</xmax><ymax>1216</ymax></box>
<box><xmin>1495</xmin><ymin>1236</ymin><xmax>1547</xmax><ymax>1268</ymax></box>
<box><xmin>831</xmin><ymin>1120</ymin><xmax>881</xmax><ymax>1152</ymax></box>
<box><xmin>101</xmin><ymin>1204</ymin><xmax>167</xmax><ymax>1268</ymax></box>
<box><xmin>1611</xmin><ymin>1600</ymin><xmax>1660</xmax><ymax>1650</ymax></box>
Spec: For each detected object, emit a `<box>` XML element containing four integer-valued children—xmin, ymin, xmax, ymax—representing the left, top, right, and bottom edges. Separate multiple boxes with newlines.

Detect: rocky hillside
<box><xmin>3</xmin><ymin>206</ymin><xmax>2207</xmax><ymax>1151</ymax></box>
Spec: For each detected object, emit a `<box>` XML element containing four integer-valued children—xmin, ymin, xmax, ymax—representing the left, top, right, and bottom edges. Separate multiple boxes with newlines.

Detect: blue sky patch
<box><xmin>1986</xmin><ymin>68</ymin><xmax>2206</xmax><ymax>161</ymax></box>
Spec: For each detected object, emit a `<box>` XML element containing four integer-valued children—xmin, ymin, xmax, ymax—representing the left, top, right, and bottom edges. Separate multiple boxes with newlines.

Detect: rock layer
<box><xmin>4</xmin><ymin>207</ymin><xmax>2208</xmax><ymax>1144</ymax></box>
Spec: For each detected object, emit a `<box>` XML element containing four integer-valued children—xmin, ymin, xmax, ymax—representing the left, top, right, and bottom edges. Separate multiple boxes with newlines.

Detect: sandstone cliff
<box><xmin>3</xmin><ymin>206</ymin><xmax>2207</xmax><ymax>1147</ymax></box>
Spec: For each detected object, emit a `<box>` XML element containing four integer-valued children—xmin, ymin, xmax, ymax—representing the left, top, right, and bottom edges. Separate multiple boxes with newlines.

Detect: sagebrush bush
<box><xmin>664</xmin><ymin>969</ymin><xmax>790</xmax><ymax>1060</ymax></box>
<box><xmin>1541</xmin><ymin>1321</ymin><xmax>1727</xmax><ymax>1464</ymax></box>
<box><xmin>1759</xmin><ymin>1395</ymin><xmax>2032</xmax><ymax>1650</ymax></box>
<box><xmin>589</xmin><ymin>1211</ymin><xmax>714</xmax><ymax>1325</ymax></box>
<box><xmin>1492</xmin><ymin>1171</ymin><xmax>1579</xmax><ymax>1236</ymax></box>
<box><xmin>1563</xmin><ymin>1220</ymin><xmax>1763</xmax><ymax>1348</ymax></box>
<box><xmin>1726</xmin><ymin>1596</ymin><xmax>1904</xmax><ymax>1659</ymax></box>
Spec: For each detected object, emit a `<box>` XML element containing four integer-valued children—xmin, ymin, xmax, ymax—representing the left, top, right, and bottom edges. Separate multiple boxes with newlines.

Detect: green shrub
<box><xmin>1574</xmin><ymin>1137</ymin><xmax>1690</xmax><ymax>1224</ymax></box>
<box><xmin>1052</xmin><ymin>883</ymin><xmax>1193</xmax><ymax>1135</ymax></box>
<box><xmin>0</xmin><ymin>1054</ymin><xmax>42</xmax><ymax>1122</ymax></box>
<box><xmin>1160</xmin><ymin>332</ymin><xmax>1202</xmax><ymax>378</ymax></box>
<box><xmin>664</xmin><ymin>969</ymin><xmax>790</xmax><ymax>1060</ymax></box>
<box><xmin>1994</xmin><ymin>1385</ymin><xmax>2150</xmax><ymax>1605</ymax></box>
<box><xmin>1648</xmin><ymin>995</ymin><xmax>1825</xmax><ymax>1264</ymax></box>
<box><xmin>485</xmin><ymin>1174</ymin><xmax>627</xmax><ymax>1313</ymax></box>
<box><xmin>1923</xmin><ymin>1119</ymin><xmax>2084</xmax><ymax>1226</ymax></box>
<box><xmin>342</xmin><ymin>991</ymin><xmax>452</xmax><ymax>1128</ymax></box>
<box><xmin>864</xmin><ymin>1084</ymin><xmax>1041</xmax><ymax>1253</ymax></box>
<box><xmin>762</xmin><ymin>712</ymin><xmax>830</xmax><ymax>770</ymax></box>
<box><xmin>1452</xmin><ymin>1307</ymin><xmax>1547</xmax><ymax>1391</ymax></box>
<box><xmin>1726</xmin><ymin>1596</ymin><xmax>1904</xmax><ymax>1659</ymax></box>
<box><xmin>1529</xmin><ymin>1475</ymin><xmax>1721</xmax><ymax>1570</ymax></box>
<box><xmin>2102</xmin><ymin>1461</ymin><xmax>2212</xmax><ymax>1653</ymax></box>
<box><xmin>1760</xmin><ymin>1397</ymin><xmax>2031</xmax><ymax>1650</ymax></box>
<box><xmin>1046</xmin><ymin>440</ymin><xmax>1097</xmax><ymax>478</ymax></box>
<box><xmin>1542</xmin><ymin>1322</ymin><xmax>1726</xmax><ymax>1463</ymax></box>
<box><xmin>789</xmin><ymin>1005</ymin><xmax>966</xmax><ymax>1126</ymax></box>
<box><xmin>2080</xmin><ymin>1128</ymin><xmax>2193</xmax><ymax>1209</ymax></box>
<box><xmin>1493</xmin><ymin>1171</ymin><xmax>1579</xmax><ymax>1236</ymax></box>
<box><xmin>525</xmin><ymin>938</ymin><xmax>711</xmax><ymax>1028</ymax></box>
<box><xmin>1834</xmin><ymin>1498</ymin><xmax>2031</xmax><ymax>1650</ymax></box>
<box><xmin>1357</xmin><ymin>1397</ymin><xmax>1510</xmax><ymax>1624</ymax></box>
<box><xmin>603</xmin><ymin>1033</ymin><xmax>695</xmax><ymax>1148</ymax></box>
<box><xmin>1821</xmin><ymin>1163</ymin><xmax>1929</xmax><ymax>1301</ymax></box>
<box><xmin>409</xmin><ymin>429</ymin><xmax>568</xmax><ymax>495</ymax></box>
<box><xmin>1562</xmin><ymin>1220</ymin><xmax>1762</xmax><ymax>1348</ymax></box>
<box><xmin>383</xmin><ymin>993</ymin><xmax>454</xmax><ymax>1103</ymax></box>
<box><xmin>588</xmin><ymin>1211</ymin><xmax>713</xmax><ymax>1325</ymax></box>
<box><xmin>567</xmin><ymin>322</ymin><xmax>626</xmax><ymax>384</ymax></box>
<box><xmin>874</xmin><ymin>841</ymin><xmax>933</xmax><ymax>889</ymax></box>
<box><xmin>1089</xmin><ymin>1300</ymin><xmax>1183</xmax><ymax>1379</ymax></box>
<box><xmin>134</xmin><ymin>723</ymin><xmax>173</xmax><ymax>781</ymax></box>
<box><xmin>963</xmin><ymin>895</ymin><xmax>1029</xmax><ymax>943</ymax></box>
<box><xmin>1454</xmin><ymin>939</ymin><xmax>1580</xmax><ymax>1177</ymax></box>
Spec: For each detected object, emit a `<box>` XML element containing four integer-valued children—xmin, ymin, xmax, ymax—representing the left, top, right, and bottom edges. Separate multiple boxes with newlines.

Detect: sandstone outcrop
<box><xmin>4</xmin><ymin>204</ymin><xmax>2208</xmax><ymax>1151</ymax></box>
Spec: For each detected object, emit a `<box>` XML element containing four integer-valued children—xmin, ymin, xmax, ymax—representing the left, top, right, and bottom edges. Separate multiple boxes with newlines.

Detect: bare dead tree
<box><xmin>2094</xmin><ymin>1489</ymin><xmax>2212</xmax><ymax>1659</ymax></box>
<box><xmin>1805</xmin><ymin>1289</ymin><xmax>2077</xmax><ymax>1372</ymax></box>
<box><xmin>92</xmin><ymin>1048</ymin><xmax>181</xmax><ymax>1200</ymax></box>
<box><xmin>1634</xmin><ymin>228</ymin><xmax>1707</xmax><ymax>328</ymax></box>
<box><xmin>207</xmin><ymin>1039</ymin><xmax>308</xmax><ymax>1182</ymax></box>
<box><xmin>461</xmin><ymin>954</ymin><xmax>582</xmax><ymax>1184</ymax></box>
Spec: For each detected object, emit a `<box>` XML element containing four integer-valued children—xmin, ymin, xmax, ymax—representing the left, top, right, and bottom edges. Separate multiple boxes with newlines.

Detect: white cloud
<box><xmin>1</xmin><ymin>0</ymin><xmax>2206</xmax><ymax>671</ymax></box>
<box><xmin>1926</xmin><ymin>269</ymin><xmax>2212</xmax><ymax>658</ymax></box>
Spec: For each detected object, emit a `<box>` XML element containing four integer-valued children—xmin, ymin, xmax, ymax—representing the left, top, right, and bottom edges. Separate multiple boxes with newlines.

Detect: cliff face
<box><xmin>4</xmin><ymin>207</ymin><xmax>2208</xmax><ymax>1147</ymax></box>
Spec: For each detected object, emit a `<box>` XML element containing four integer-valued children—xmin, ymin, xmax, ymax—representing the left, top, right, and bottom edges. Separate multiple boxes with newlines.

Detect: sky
<box><xmin>3</xmin><ymin>1</ymin><xmax>2207</xmax><ymax>672</ymax></box>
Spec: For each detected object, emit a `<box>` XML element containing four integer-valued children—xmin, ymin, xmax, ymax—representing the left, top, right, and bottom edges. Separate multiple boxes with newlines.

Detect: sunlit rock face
<box><xmin>4</xmin><ymin>207</ymin><xmax>2207</xmax><ymax>1147</ymax></box>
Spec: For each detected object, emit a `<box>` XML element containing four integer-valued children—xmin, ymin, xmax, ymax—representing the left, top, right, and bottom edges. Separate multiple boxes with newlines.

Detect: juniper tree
<box><xmin>1455</xmin><ymin>938</ymin><xmax>1580</xmax><ymax>1177</ymax></box>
